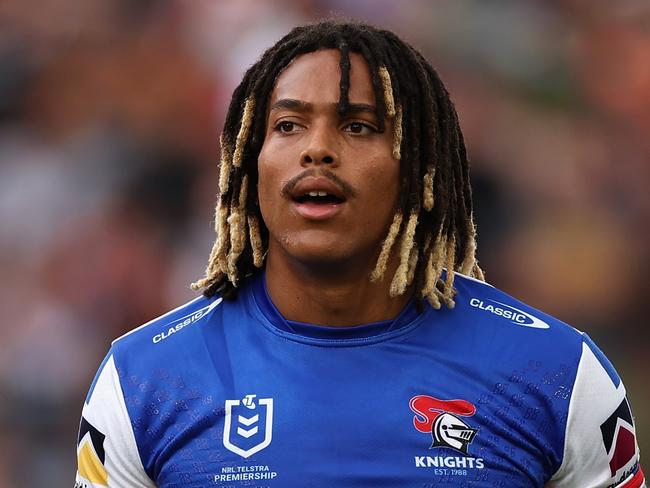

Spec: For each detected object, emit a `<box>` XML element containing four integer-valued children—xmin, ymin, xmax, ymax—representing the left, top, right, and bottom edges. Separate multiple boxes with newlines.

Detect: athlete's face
<box><xmin>258</xmin><ymin>49</ymin><xmax>400</xmax><ymax>270</ymax></box>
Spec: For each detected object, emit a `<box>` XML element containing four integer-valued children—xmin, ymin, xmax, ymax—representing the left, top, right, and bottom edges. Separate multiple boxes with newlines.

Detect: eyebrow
<box><xmin>269</xmin><ymin>98</ymin><xmax>378</xmax><ymax>116</ymax></box>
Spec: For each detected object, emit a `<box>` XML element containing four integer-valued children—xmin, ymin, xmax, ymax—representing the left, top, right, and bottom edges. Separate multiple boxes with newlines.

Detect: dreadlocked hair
<box><xmin>192</xmin><ymin>19</ymin><xmax>484</xmax><ymax>307</ymax></box>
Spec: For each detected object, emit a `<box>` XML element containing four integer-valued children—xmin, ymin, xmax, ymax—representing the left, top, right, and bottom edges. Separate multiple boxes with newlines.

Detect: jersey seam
<box><xmin>112</xmin><ymin>295</ymin><xmax>206</xmax><ymax>345</ymax></box>
<box><xmin>109</xmin><ymin>354</ymin><xmax>157</xmax><ymax>486</ymax></box>
<box><xmin>547</xmin><ymin>336</ymin><xmax>588</xmax><ymax>484</ymax></box>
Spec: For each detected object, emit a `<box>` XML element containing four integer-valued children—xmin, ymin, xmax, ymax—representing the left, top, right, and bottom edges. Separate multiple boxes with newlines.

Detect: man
<box><xmin>75</xmin><ymin>21</ymin><xmax>644</xmax><ymax>487</ymax></box>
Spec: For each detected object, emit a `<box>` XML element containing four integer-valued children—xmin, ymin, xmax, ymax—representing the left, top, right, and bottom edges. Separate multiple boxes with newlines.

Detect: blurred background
<box><xmin>0</xmin><ymin>0</ymin><xmax>648</xmax><ymax>485</ymax></box>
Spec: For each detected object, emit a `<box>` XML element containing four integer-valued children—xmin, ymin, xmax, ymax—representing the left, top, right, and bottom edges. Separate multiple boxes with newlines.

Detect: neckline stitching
<box><xmin>247</xmin><ymin>289</ymin><xmax>430</xmax><ymax>347</ymax></box>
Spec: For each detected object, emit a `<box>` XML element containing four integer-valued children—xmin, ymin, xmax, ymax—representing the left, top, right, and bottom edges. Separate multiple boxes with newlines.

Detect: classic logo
<box><xmin>469</xmin><ymin>298</ymin><xmax>550</xmax><ymax>329</ymax></box>
<box><xmin>152</xmin><ymin>298</ymin><xmax>222</xmax><ymax>343</ymax></box>
<box><xmin>223</xmin><ymin>394</ymin><xmax>274</xmax><ymax>458</ymax></box>
<box><xmin>410</xmin><ymin>395</ymin><xmax>478</xmax><ymax>455</ymax></box>
<box><xmin>76</xmin><ymin>417</ymin><xmax>108</xmax><ymax>486</ymax></box>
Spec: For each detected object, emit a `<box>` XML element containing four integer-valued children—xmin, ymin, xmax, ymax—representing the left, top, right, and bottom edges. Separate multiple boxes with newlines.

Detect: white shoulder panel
<box><xmin>546</xmin><ymin>340</ymin><xmax>644</xmax><ymax>487</ymax></box>
<box><xmin>75</xmin><ymin>355</ymin><xmax>155</xmax><ymax>488</ymax></box>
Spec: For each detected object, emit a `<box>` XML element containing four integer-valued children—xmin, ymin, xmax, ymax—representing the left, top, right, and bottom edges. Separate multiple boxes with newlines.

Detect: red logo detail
<box><xmin>610</xmin><ymin>426</ymin><xmax>637</xmax><ymax>476</ymax></box>
<box><xmin>409</xmin><ymin>395</ymin><xmax>476</xmax><ymax>433</ymax></box>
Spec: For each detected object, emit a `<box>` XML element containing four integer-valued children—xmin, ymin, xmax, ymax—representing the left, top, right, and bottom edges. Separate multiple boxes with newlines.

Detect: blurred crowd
<box><xmin>0</xmin><ymin>0</ymin><xmax>648</xmax><ymax>485</ymax></box>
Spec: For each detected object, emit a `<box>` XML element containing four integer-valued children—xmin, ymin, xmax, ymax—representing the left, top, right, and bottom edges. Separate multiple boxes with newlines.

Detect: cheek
<box><xmin>256</xmin><ymin>149</ymin><xmax>285</xmax><ymax>224</ymax></box>
<box><xmin>364</xmin><ymin>158</ymin><xmax>401</xmax><ymax>204</ymax></box>
<box><xmin>351</xmin><ymin>162</ymin><xmax>400</xmax><ymax>236</ymax></box>
<box><xmin>257</xmin><ymin>163</ymin><xmax>273</xmax><ymax>214</ymax></box>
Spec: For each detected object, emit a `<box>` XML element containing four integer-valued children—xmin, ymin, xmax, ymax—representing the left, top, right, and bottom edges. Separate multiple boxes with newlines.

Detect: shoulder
<box><xmin>88</xmin><ymin>293</ymin><xmax>230</xmax><ymax>479</ymax></box>
<box><xmin>451</xmin><ymin>273</ymin><xmax>628</xmax><ymax>383</ymax></box>
<box><xmin>76</xmin><ymin>295</ymin><xmax>226</xmax><ymax>488</ymax></box>
<box><xmin>450</xmin><ymin>274</ymin><xmax>644</xmax><ymax>487</ymax></box>
<box><xmin>104</xmin><ymin>293</ymin><xmax>228</xmax><ymax>399</ymax></box>
<box><xmin>448</xmin><ymin>272</ymin><xmax>585</xmax><ymax>358</ymax></box>
<box><xmin>449</xmin><ymin>273</ymin><xmax>623</xmax><ymax>396</ymax></box>
<box><xmin>453</xmin><ymin>272</ymin><xmax>576</xmax><ymax>332</ymax></box>
<box><xmin>110</xmin><ymin>293</ymin><xmax>224</xmax><ymax>360</ymax></box>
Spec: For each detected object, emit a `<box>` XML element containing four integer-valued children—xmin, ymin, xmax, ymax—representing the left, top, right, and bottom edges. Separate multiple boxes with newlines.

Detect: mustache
<box><xmin>280</xmin><ymin>168</ymin><xmax>357</xmax><ymax>198</ymax></box>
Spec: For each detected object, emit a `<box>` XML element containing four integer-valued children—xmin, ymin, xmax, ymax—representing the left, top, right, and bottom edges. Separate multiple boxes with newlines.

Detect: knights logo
<box><xmin>410</xmin><ymin>395</ymin><xmax>478</xmax><ymax>455</ymax></box>
<box><xmin>77</xmin><ymin>417</ymin><xmax>108</xmax><ymax>486</ymax></box>
<box><xmin>223</xmin><ymin>394</ymin><xmax>274</xmax><ymax>458</ymax></box>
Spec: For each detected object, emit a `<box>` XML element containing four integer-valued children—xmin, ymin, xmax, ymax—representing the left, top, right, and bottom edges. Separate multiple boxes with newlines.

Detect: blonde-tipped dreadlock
<box><xmin>421</xmin><ymin>232</ymin><xmax>444</xmax><ymax>307</ymax></box>
<box><xmin>214</xmin><ymin>204</ymin><xmax>230</xmax><ymax>274</ymax></box>
<box><xmin>379</xmin><ymin>65</ymin><xmax>402</xmax><ymax>160</ymax></box>
<box><xmin>473</xmin><ymin>263</ymin><xmax>485</xmax><ymax>281</ymax></box>
<box><xmin>406</xmin><ymin>247</ymin><xmax>419</xmax><ymax>289</ymax></box>
<box><xmin>389</xmin><ymin>211</ymin><xmax>419</xmax><ymax>297</ymax></box>
<box><xmin>423</xmin><ymin>167</ymin><xmax>435</xmax><ymax>211</ymax></box>
<box><xmin>442</xmin><ymin>236</ymin><xmax>457</xmax><ymax>308</ymax></box>
<box><xmin>392</xmin><ymin>104</ymin><xmax>403</xmax><ymax>160</ymax></box>
<box><xmin>370</xmin><ymin>212</ymin><xmax>403</xmax><ymax>283</ymax></box>
<box><xmin>248</xmin><ymin>214</ymin><xmax>264</xmax><ymax>268</ymax></box>
<box><xmin>219</xmin><ymin>133</ymin><xmax>233</xmax><ymax>194</ymax></box>
<box><xmin>193</xmin><ymin>20</ymin><xmax>484</xmax><ymax>306</ymax></box>
<box><xmin>226</xmin><ymin>175</ymin><xmax>249</xmax><ymax>283</ymax></box>
<box><xmin>232</xmin><ymin>98</ymin><xmax>255</xmax><ymax>168</ymax></box>
<box><xmin>460</xmin><ymin>221</ymin><xmax>478</xmax><ymax>276</ymax></box>
<box><xmin>378</xmin><ymin>67</ymin><xmax>396</xmax><ymax>118</ymax></box>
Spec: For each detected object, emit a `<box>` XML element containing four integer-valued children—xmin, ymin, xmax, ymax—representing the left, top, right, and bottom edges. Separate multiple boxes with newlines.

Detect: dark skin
<box><xmin>258</xmin><ymin>49</ymin><xmax>410</xmax><ymax>327</ymax></box>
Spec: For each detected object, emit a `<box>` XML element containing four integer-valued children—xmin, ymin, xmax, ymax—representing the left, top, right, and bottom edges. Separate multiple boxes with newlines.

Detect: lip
<box><xmin>288</xmin><ymin>176</ymin><xmax>347</xmax><ymax>221</ymax></box>
<box><xmin>289</xmin><ymin>176</ymin><xmax>347</xmax><ymax>201</ymax></box>
<box><xmin>292</xmin><ymin>200</ymin><xmax>345</xmax><ymax>221</ymax></box>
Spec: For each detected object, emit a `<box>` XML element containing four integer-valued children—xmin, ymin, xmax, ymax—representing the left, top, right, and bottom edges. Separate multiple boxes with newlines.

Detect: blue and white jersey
<box><xmin>75</xmin><ymin>273</ymin><xmax>645</xmax><ymax>487</ymax></box>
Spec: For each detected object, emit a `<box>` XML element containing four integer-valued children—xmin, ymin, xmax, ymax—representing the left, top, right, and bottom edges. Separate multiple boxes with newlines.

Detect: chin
<box><xmin>273</xmin><ymin>229</ymin><xmax>379</xmax><ymax>274</ymax></box>
<box><xmin>285</xmin><ymin>240</ymin><xmax>348</xmax><ymax>265</ymax></box>
<box><xmin>273</xmin><ymin>229</ymin><xmax>347</xmax><ymax>260</ymax></box>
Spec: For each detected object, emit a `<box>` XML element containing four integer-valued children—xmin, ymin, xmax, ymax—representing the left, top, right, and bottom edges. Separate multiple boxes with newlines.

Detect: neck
<box><xmin>264</xmin><ymin>248</ymin><xmax>411</xmax><ymax>327</ymax></box>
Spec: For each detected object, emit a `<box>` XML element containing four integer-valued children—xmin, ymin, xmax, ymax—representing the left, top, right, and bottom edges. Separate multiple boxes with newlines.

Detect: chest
<box><xmin>124</xmin><ymin>343</ymin><xmax>569</xmax><ymax>487</ymax></box>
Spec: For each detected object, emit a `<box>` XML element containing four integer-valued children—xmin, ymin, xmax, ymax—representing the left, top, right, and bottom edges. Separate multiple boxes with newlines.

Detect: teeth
<box><xmin>318</xmin><ymin>191</ymin><xmax>327</xmax><ymax>197</ymax></box>
<box><xmin>307</xmin><ymin>191</ymin><xmax>330</xmax><ymax>197</ymax></box>
<box><xmin>308</xmin><ymin>191</ymin><xmax>319</xmax><ymax>197</ymax></box>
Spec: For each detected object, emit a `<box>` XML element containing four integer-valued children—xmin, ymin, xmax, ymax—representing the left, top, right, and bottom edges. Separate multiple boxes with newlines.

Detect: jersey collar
<box><xmin>247</xmin><ymin>272</ymin><xmax>423</xmax><ymax>344</ymax></box>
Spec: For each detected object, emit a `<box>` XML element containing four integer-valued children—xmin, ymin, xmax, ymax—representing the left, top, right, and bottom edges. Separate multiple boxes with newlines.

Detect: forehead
<box><xmin>269</xmin><ymin>49</ymin><xmax>375</xmax><ymax>106</ymax></box>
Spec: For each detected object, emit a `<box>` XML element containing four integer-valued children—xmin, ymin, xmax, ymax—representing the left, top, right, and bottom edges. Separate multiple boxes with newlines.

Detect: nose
<box><xmin>299</xmin><ymin>125</ymin><xmax>339</xmax><ymax>167</ymax></box>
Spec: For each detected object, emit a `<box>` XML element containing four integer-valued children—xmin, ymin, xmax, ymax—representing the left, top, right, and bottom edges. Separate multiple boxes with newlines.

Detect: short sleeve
<box><xmin>75</xmin><ymin>352</ymin><xmax>155</xmax><ymax>488</ymax></box>
<box><xmin>546</xmin><ymin>335</ymin><xmax>645</xmax><ymax>487</ymax></box>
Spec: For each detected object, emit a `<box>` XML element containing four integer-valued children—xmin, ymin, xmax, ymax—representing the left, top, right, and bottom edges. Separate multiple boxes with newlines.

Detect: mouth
<box><xmin>288</xmin><ymin>177</ymin><xmax>348</xmax><ymax>221</ymax></box>
<box><xmin>294</xmin><ymin>191</ymin><xmax>345</xmax><ymax>205</ymax></box>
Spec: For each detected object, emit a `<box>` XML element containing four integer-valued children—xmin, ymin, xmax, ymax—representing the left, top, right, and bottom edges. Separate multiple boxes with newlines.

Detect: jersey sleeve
<box><xmin>546</xmin><ymin>334</ymin><xmax>645</xmax><ymax>488</ymax></box>
<box><xmin>75</xmin><ymin>352</ymin><xmax>155</xmax><ymax>488</ymax></box>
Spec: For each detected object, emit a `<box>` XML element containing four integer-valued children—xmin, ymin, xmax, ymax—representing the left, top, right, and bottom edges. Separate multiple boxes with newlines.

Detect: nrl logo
<box><xmin>223</xmin><ymin>394</ymin><xmax>274</xmax><ymax>458</ymax></box>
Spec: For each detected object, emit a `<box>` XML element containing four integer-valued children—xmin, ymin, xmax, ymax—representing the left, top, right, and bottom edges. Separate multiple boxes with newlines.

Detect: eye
<box><xmin>274</xmin><ymin>121</ymin><xmax>303</xmax><ymax>134</ymax></box>
<box><xmin>342</xmin><ymin>122</ymin><xmax>376</xmax><ymax>135</ymax></box>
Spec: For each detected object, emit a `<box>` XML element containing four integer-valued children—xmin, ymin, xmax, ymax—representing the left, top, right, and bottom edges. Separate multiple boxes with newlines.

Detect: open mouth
<box><xmin>291</xmin><ymin>190</ymin><xmax>346</xmax><ymax>221</ymax></box>
<box><xmin>294</xmin><ymin>191</ymin><xmax>345</xmax><ymax>205</ymax></box>
<box><xmin>285</xmin><ymin>175</ymin><xmax>349</xmax><ymax>220</ymax></box>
